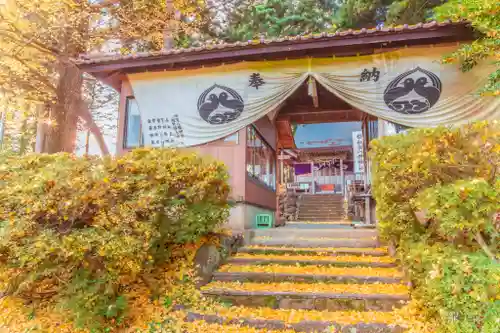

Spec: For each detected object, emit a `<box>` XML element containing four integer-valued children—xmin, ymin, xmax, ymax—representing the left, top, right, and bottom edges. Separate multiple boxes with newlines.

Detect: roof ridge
<box><xmin>76</xmin><ymin>20</ymin><xmax>469</xmax><ymax>65</ymax></box>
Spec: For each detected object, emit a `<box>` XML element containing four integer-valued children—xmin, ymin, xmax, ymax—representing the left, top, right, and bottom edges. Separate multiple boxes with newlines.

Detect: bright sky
<box><xmin>294</xmin><ymin>122</ymin><xmax>362</xmax><ymax>148</ymax></box>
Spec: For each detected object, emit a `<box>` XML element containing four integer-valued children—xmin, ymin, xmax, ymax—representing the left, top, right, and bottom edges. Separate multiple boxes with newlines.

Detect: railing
<box><xmin>294</xmin><ymin>172</ymin><xmax>366</xmax><ymax>194</ymax></box>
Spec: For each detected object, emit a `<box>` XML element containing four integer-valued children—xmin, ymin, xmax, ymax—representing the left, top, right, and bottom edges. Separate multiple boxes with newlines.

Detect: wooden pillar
<box><xmin>311</xmin><ymin>161</ymin><xmax>315</xmax><ymax>194</ymax></box>
<box><xmin>280</xmin><ymin>150</ymin><xmax>284</xmax><ymax>184</ymax></box>
<box><xmin>340</xmin><ymin>158</ymin><xmax>345</xmax><ymax>196</ymax></box>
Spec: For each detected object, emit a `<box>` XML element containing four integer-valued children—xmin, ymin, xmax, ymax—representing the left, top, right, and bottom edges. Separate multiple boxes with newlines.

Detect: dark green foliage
<box><xmin>216</xmin><ymin>0</ymin><xmax>445</xmax><ymax>42</ymax></box>
<box><xmin>0</xmin><ymin>148</ymin><xmax>230</xmax><ymax>330</ymax></box>
<box><xmin>371</xmin><ymin>121</ymin><xmax>500</xmax><ymax>332</ymax></box>
<box><xmin>334</xmin><ymin>0</ymin><xmax>443</xmax><ymax>29</ymax></box>
<box><xmin>222</xmin><ymin>0</ymin><xmax>337</xmax><ymax>41</ymax></box>
<box><xmin>433</xmin><ymin>0</ymin><xmax>499</xmax><ymax>95</ymax></box>
<box><xmin>400</xmin><ymin>240</ymin><xmax>499</xmax><ymax>333</ymax></box>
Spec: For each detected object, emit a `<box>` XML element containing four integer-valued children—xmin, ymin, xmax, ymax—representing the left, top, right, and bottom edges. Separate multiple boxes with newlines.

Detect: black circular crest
<box><xmin>384</xmin><ymin>67</ymin><xmax>442</xmax><ymax>114</ymax></box>
<box><xmin>197</xmin><ymin>84</ymin><xmax>244</xmax><ymax>125</ymax></box>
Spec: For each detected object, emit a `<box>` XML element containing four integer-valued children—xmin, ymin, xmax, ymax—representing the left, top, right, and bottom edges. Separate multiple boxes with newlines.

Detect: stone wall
<box><xmin>278</xmin><ymin>189</ymin><xmax>298</xmax><ymax>224</ymax></box>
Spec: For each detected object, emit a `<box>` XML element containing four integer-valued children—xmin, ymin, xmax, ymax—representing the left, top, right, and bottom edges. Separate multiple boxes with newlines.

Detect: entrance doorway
<box><xmin>274</xmin><ymin>79</ymin><xmax>379</xmax><ymax>224</ymax></box>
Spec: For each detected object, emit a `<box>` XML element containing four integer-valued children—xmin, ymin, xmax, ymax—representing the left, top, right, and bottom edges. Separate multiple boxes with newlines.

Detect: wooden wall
<box><xmin>117</xmin><ymin>78</ymin><xmax>277</xmax><ymax>212</ymax></box>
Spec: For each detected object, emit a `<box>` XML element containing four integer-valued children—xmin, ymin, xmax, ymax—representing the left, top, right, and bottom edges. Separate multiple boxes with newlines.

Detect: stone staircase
<box><xmin>191</xmin><ymin>223</ymin><xmax>410</xmax><ymax>332</ymax></box>
<box><xmin>298</xmin><ymin>194</ymin><xmax>345</xmax><ymax>222</ymax></box>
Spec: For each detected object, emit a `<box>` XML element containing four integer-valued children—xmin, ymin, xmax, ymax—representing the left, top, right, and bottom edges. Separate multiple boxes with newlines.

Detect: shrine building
<box><xmin>77</xmin><ymin>21</ymin><xmax>499</xmax><ymax>231</ymax></box>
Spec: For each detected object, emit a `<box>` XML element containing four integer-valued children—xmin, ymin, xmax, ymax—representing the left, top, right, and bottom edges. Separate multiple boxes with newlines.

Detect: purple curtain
<box><xmin>294</xmin><ymin>163</ymin><xmax>311</xmax><ymax>175</ymax></box>
<box><xmin>294</xmin><ymin>161</ymin><xmax>355</xmax><ymax>175</ymax></box>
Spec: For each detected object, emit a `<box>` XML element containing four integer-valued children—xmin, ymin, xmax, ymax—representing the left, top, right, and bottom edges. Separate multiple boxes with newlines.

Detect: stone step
<box><xmin>184</xmin><ymin>311</ymin><xmax>407</xmax><ymax>333</ymax></box>
<box><xmin>250</xmin><ymin>228</ymin><xmax>377</xmax><ymax>239</ymax></box>
<box><xmin>239</xmin><ymin>245</ymin><xmax>388</xmax><ymax>256</ymax></box>
<box><xmin>281</xmin><ymin>222</ymin><xmax>356</xmax><ymax>229</ymax></box>
<box><xmin>288</xmin><ymin>220</ymin><xmax>352</xmax><ymax>225</ymax></box>
<box><xmin>201</xmin><ymin>289</ymin><xmax>409</xmax><ymax>311</ymax></box>
<box><xmin>297</xmin><ymin>218</ymin><xmax>346</xmax><ymax>222</ymax></box>
<box><xmin>353</xmin><ymin>223</ymin><xmax>378</xmax><ymax>229</ymax></box>
<box><xmin>299</xmin><ymin>209</ymin><xmax>344</xmax><ymax>215</ymax></box>
<box><xmin>299</xmin><ymin>206</ymin><xmax>344</xmax><ymax>212</ymax></box>
<box><xmin>300</xmin><ymin>200</ymin><xmax>343</xmax><ymax>204</ymax></box>
<box><xmin>181</xmin><ymin>320</ymin><xmax>293</xmax><ymax>333</ymax></box>
<box><xmin>298</xmin><ymin>212</ymin><xmax>343</xmax><ymax>215</ymax></box>
<box><xmin>227</xmin><ymin>257</ymin><xmax>396</xmax><ymax>268</ymax></box>
<box><xmin>300</xmin><ymin>201</ymin><xmax>343</xmax><ymax>205</ymax></box>
<box><xmin>298</xmin><ymin>215</ymin><xmax>345</xmax><ymax>219</ymax></box>
<box><xmin>299</xmin><ymin>209</ymin><xmax>343</xmax><ymax>212</ymax></box>
<box><xmin>213</xmin><ymin>271</ymin><xmax>403</xmax><ymax>284</ymax></box>
<box><xmin>299</xmin><ymin>208</ymin><xmax>344</xmax><ymax>211</ymax></box>
<box><xmin>302</xmin><ymin>193</ymin><xmax>343</xmax><ymax>198</ymax></box>
<box><xmin>283</xmin><ymin>221</ymin><xmax>376</xmax><ymax>229</ymax></box>
<box><xmin>300</xmin><ymin>198</ymin><xmax>343</xmax><ymax>202</ymax></box>
<box><xmin>299</xmin><ymin>207</ymin><xmax>344</xmax><ymax>211</ymax></box>
<box><xmin>299</xmin><ymin>208</ymin><xmax>342</xmax><ymax>211</ymax></box>
<box><xmin>300</xmin><ymin>202</ymin><xmax>343</xmax><ymax>204</ymax></box>
<box><xmin>249</xmin><ymin>237</ymin><xmax>379</xmax><ymax>248</ymax></box>
<box><xmin>297</xmin><ymin>218</ymin><xmax>348</xmax><ymax>222</ymax></box>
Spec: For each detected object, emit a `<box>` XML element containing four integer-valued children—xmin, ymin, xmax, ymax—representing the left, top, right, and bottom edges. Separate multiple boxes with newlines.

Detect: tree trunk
<box><xmin>79</xmin><ymin>105</ymin><xmax>110</xmax><ymax>156</ymax></box>
<box><xmin>44</xmin><ymin>61</ymin><xmax>110</xmax><ymax>156</ymax></box>
<box><xmin>85</xmin><ymin>129</ymin><xmax>90</xmax><ymax>155</ymax></box>
<box><xmin>476</xmin><ymin>232</ymin><xmax>498</xmax><ymax>263</ymax></box>
<box><xmin>164</xmin><ymin>0</ymin><xmax>175</xmax><ymax>50</ymax></box>
<box><xmin>45</xmin><ymin>63</ymin><xmax>81</xmax><ymax>154</ymax></box>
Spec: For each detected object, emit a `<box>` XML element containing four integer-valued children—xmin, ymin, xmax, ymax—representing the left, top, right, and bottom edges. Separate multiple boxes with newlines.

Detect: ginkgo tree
<box><xmin>434</xmin><ymin>0</ymin><xmax>499</xmax><ymax>95</ymax></box>
<box><xmin>0</xmin><ymin>0</ymin><xmax>209</xmax><ymax>155</ymax></box>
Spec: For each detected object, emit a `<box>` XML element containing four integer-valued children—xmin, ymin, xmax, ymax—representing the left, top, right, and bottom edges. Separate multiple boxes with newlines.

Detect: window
<box><xmin>124</xmin><ymin>97</ymin><xmax>142</xmax><ymax>148</ymax></box>
<box><xmin>246</xmin><ymin>126</ymin><xmax>276</xmax><ymax>190</ymax></box>
<box><xmin>223</xmin><ymin>132</ymin><xmax>239</xmax><ymax>144</ymax></box>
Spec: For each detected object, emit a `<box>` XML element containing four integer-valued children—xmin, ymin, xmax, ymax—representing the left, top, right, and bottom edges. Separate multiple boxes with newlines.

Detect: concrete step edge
<box><xmin>249</xmin><ymin>241</ymin><xmax>380</xmax><ymax>248</ymax></box>
<box><xmin>184</xmin><ymin>312</ymin><xmax>408</xmax><ymax>333</ymax></box>
<box><xmin>227</xmin><ymin>258</ymin><xmax>397</xmax><ymax>268</ymax></box>
<box><xmin>251</xmin><ymin>230</ymin><xmax>377</xmax><ymax>235</ymax></box>
<box><xmin>299</xmin><ymin>208</ymin><xmax>343</xmax><ymax>210</ymax></box>
<box><xmin>298</xmin><ymin>212</ymin><xmax>344</xmax><ymax>214</ymax></box>
<box><xmin>238</xmin><ymin>247</ymin><xmax>387</xmax><ymax>256</ymax></box>
<box><xmin>212</xmin><ymin>271</ymin><xmax>404</xmax><ymax>284</ymax></box>
<box><xmin>298</xmin><ymin>215</ymin><xmax>345</xmax><ymax>218</ymax></box>
<box><xmin>297</xmin><ymin>213</ymin><xmax>345</xmax><ymax>215</ymax></box>
<box><xmin>201</xmin><ymin>289</ymin><xmax>410</xmax><ymax>301</ymax></box>
<box><xmin>299</xmin><ymin>203</ymin><xmax>343</xmax><ymax>205</ymax></box>
<box><xmin>298</xmin><ymin>211</ymin><xmax>345</xmax><ymax>213</ymax></box>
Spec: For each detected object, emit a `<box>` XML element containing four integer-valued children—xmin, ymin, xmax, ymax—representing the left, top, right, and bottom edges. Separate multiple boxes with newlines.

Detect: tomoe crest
<box><xmin>384</xmin><ymin>67</ymin><xmax>442</xmax><ymax>114</ymax></box>
<box><xmin>197</xmin><ymin>84</ymin><xmax>244</xmax><ymax>125</ymax></box>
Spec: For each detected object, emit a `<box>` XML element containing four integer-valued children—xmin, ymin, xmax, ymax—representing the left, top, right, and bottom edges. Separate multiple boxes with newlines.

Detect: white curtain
<box><xmin>128</xmin><ymin>45</ymin><xmax>499</xmax><ymax>148</ymax></box>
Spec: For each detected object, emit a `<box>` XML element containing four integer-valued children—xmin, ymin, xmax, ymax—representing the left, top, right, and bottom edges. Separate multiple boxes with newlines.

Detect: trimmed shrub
<box><xmin>371</xmin><ymin>121</ymin><xmax>499</xmax><ymax>246</ymax></box>
<box><xmin>414</xmin><ymin>178</ymin><xmax>499</xmax><ymax>255</ymax></box>
<box><xmin>370</xmin><ymin>121</ymin><xmax>499</xmax><ymax>332</ymax></box>
<box><xmin>400</xmin><ymin>239</ymin><xmax>499</xmax><ymax>333</ymax></box>
<box><xmin>0</xmin><ymin>148</ymin><xmax>230</xmax><ymax>330</ymax></box>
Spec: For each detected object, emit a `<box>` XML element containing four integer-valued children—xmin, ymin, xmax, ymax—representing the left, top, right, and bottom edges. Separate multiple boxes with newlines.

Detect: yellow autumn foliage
<box><xmin>0</xmin><ymin>149</ymin><xmax>230</xmax><ymax>331</ymax></box>
<box><xmin>233</xmin><ymin>253</ymin><xmax>396</xmax><ymax>264</ymax></box>
<box><xmin>200</xmin><ymin>305</ymin><xmax>408</xmax><ymax>325</ymax></box>
<box><xmin>245</xmin><ymin>245</ymin><xmax>388</xmax><ymax>253</ymax></box>
<box><xmin>182</xmin><ymin>321</ymin><xmax>297</xmax><ymax>333</ymax></box>
<box><xmin>201</xmin><ymin>281</ymin><xmax>409</xmax><ymax>295</ymax></box>
<box><xmin>218</xmin><ymin>264</ymin><xmax>403</xmax><ymax>278</ymax></box>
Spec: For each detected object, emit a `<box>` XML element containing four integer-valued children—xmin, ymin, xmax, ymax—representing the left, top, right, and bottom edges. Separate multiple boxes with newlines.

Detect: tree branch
<box><xmin>77</xmin><ymin>100</ymin><xmax>110</xmax><ymax>156</ymax></box>
<box><xmin>0</xmin><ymin>53</ymin><xmax>57</xmax><ymax>93</ymax></box>
<box><xmin>475</xmin><ymin>232</ymin><xmax>498</xmax><ymax>263</ymax></box>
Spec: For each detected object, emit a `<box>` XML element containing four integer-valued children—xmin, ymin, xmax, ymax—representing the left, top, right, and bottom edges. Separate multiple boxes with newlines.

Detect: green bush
<box><xmin>370</xmin><ymin>120</ymin><xmax>500</xmax><ymax>332</ymax></box>
<box><xmin>400</xmin><ymin>240</ymin><xmax>499</xmax><ymax>333</ymax></box>
<box><xmin>0</xmin><ymin>148</ymin><xmax>230</xmax><ymax>330</ymax></box>
<box><xmin>371</xmin><ymin>121</ymin><xmax>499</xmax><ymax>244</ymax></box>
<box><xmin>415</xmin><ymin>178</ymin><xmax>499</xmax><ymax>254</ymax></box>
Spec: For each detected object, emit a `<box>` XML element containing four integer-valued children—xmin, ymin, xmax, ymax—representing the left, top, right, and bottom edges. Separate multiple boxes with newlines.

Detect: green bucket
<box><xmin>255</xmin><ymin>214</ymin><xmax>273</xmax><ymax>229</ymax></box>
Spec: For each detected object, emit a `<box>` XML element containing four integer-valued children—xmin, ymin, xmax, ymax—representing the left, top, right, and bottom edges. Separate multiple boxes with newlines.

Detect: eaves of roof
<box><xmin>76</xmin><ymin>21</ymin><xmax>473</xmax><ymax>74</ymax></box>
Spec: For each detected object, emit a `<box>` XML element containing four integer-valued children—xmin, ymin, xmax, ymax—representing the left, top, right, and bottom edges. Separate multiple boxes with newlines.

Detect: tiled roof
<box><xmin>76</xmin><ymin>20</ymin><xmax>467</xmax><ymax>66</ymax></box>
